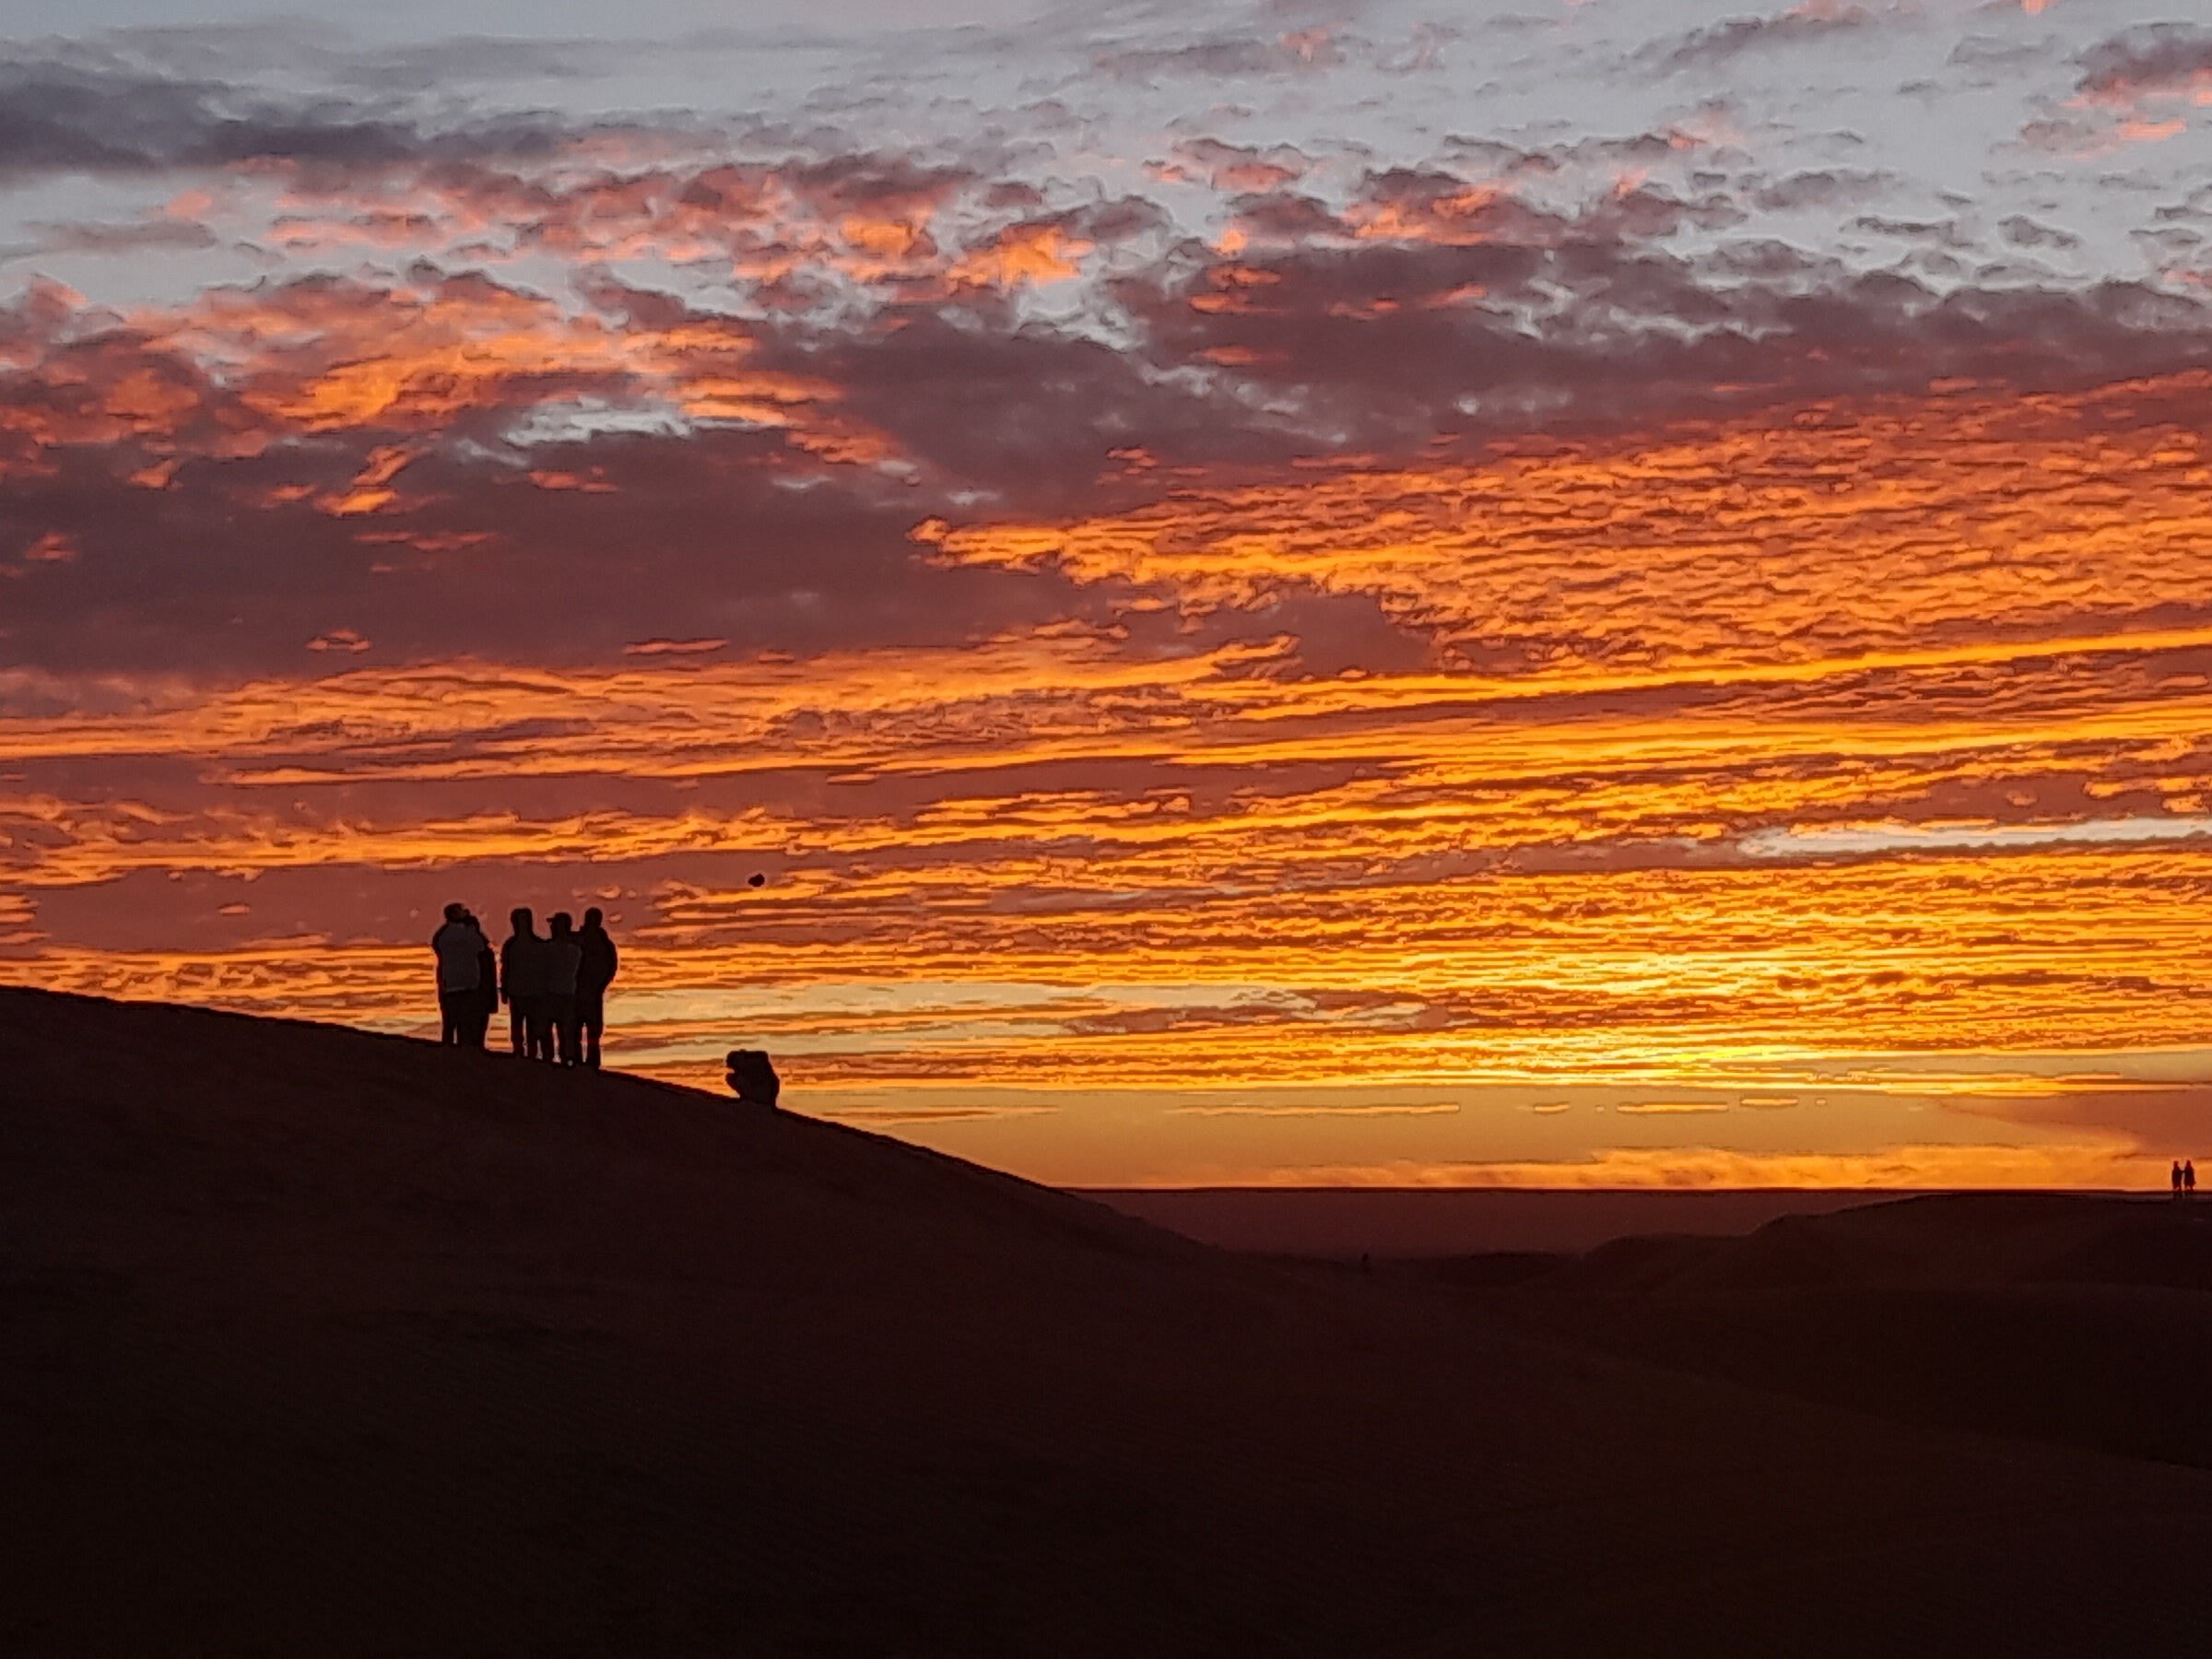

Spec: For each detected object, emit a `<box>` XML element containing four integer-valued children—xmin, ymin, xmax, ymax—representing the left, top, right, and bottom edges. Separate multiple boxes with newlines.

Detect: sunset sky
<box><xmin>5</xmin><ymin>0</ymin><xmax>2212</xmax><ymax>1187</ymax></box>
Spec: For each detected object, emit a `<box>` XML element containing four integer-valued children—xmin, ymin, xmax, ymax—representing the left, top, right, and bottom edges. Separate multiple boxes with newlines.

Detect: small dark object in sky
<box><xmin>727</xmin><ymin>1049</ymin><xmax>780</xmax><ymax>1108</ymax></box>
<box><xmin>748</xmin><ymin>873</ymin><xmax>766</xmax><ymax>888</ymax></box>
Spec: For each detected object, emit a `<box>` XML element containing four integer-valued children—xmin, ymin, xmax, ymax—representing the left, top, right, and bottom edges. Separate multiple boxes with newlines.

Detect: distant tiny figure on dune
<box><xmin>727</xmin><ymin>1050</ymin><xmax>780</xmax><ymax>1109</ymax></box>
<box><xmin>2188</xmin><ymin>1160</ymin><xmax>2197</xmax><ymax>1198</ymax></box>
<box><xmin>577</xmin><ymin>907</ymin><xmax>619</xmax><ymax>1069</ymax></box>
<box><xmin>2175</xmin><ymin>1160</ymin><xmax>2186</xmax><ymax>1199</ymax></box>
<box><xmin>431</xmin><ymin>903</ymin><xmax>492</xmax><ymax>1048</ymax></box>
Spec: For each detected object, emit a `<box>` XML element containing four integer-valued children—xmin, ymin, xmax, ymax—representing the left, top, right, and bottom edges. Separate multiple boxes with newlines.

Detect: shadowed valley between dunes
<box><xmin>7</xmin><ymin>986</ymin><xmax>2212</xmax><ymax>1655</ymax></box>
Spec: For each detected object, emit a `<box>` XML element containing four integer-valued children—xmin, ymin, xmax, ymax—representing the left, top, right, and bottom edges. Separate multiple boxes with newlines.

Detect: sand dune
<box><xmin>1473</xmin><ymin>1192</ymin><xmax>2212</xmax><ymax>1476</ymax></box>
<box><xmin>1092</xmin><ymin>1185</ymin><xmax>1887</xmax><ymax>1258</ymax></box>
<box><xmin>7</xmin><ymin>987</ymin><xmax>2212</xmax><ymax>1655</ymax></box>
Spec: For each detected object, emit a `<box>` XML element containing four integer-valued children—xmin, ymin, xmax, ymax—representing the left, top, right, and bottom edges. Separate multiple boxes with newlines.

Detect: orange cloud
<box><xmin>927</xmin><ymin>374</ymin><xmax>2212</xmax><ymax>682</ymax></box>
<box><xmin>947</xmin><ymin>223</ymin><xmax>1091</xmax><ymax>288</ymax></box>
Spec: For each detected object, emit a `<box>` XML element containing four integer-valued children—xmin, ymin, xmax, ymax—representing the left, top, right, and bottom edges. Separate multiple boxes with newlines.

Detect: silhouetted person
<box><xmin>545</xmin><ymin>912</ymin><xmax>585</xmax><ymax>1067</ymax></box>
<box><xmin>2173</xmin><ymin>1160</ymin><xmax>2185</xmax><ymax>1199</ymax></box>
<box><xmin>501</xmin><ymin>908</ymin><xmax>551</xmax><ymax>1060</ymax></box>
<box><xmin>726</xmin><ymin>1049</ymin><xmax>780</xmax><ymax>1107</ymax></box>
<box><xmin>2188</xmin><ymin>1160</ymin><xmax>2197</xmax><ymax>1198</ymax></box>
<box><xmin>576</xmin><ymin>907</ymin><xmax>618</xmax><ymax>1069</ymax></box>
<box><xmin>430</xmin><ymin>902</ymin><xmax>489</xmax><ymax>1046</ymax></box>
<box><xmin>470</xmin><ymin>915</ymin><xmax>499</xmax><ymax>1049</ymax></box>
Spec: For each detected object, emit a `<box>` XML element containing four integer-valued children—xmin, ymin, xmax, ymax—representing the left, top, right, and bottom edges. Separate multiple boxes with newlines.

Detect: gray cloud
<box><xmin>1999</xmin><ymin>214</ymin><xmax>2082</xmax><ymax>252</ymax></box>
<box><xmin>0</xmin><ymin>58</ymin><xmax>698</xmax><ymax>181</ymax></box>
<box><xmin>2076</xmin><ymin>23</ymin><xmax>2212</xmax><ymax>107</ymax></box>
<box><xmin>1749</xmin><ymin>170</ymin><xmax>1893</xmax><ymax>213</ymax></box>
<box><xmin>1095</xmin><ymin>30</ymin><xmax>1347</xmax><ymax>80</ymax></box>
<box><xmin>3</xmin><ymin>217</ymin><xmax>219</xmax><ymax>259</ymax></box>
<box><xmin>1650</xmin><ymin>4</ymin><xmax>1876</xmax><ymax>72</ymax></box>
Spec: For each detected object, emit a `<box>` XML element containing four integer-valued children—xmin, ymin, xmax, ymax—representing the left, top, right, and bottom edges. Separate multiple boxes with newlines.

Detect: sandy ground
<box><xmin>7</xmin><ymin>986</ymin><xmax>2212</xmax><ymax>1655</ymax></box>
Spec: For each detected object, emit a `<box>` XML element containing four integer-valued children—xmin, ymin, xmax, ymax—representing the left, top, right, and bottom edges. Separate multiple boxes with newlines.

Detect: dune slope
<box><xmin>6</xmin><ymin>988</ymin><xmax>2212</xmax><ymax>1656</ymax></box>
<box><xmin>1488</xmin><ymin>1193</ymin><xmax>2212</xmax><ymax>1472</ymax></box>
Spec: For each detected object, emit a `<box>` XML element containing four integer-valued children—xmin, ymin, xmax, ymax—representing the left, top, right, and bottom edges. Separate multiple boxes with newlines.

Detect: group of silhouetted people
<box><xmin>430</xmin><ymin>903</ymin><xmax>618</xmax><ymax>1067</ymax></box>
<box><xmin>2173</xmin><ymin>1160</ymin><xmax>2198</xmax><ymax>1197</ymax></box>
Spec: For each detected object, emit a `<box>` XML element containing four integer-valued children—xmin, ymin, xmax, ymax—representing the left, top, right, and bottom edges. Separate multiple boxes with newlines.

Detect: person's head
<box><xmin>510</xmin><ymin>907</ymin><xmax>535</xmax><ymax>935</ymax></box>
<box><xmin>443</xmin><ymin>901</ymin><xmax>467</xmax><ymax>923</ymax></box>
<box><xmin>583</xmin><ymin>907</ymin><xmax>603</xmax><ymax>929</ymax></box>
<box><xmin>550</xmin><ymin>912</ymin><xmax>573</xmax><ymax>936</ymax></box>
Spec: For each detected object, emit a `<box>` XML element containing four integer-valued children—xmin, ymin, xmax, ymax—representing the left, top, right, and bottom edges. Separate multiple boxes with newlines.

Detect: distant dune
<box><xmin>1470</xmin><ymin>1192</ymin><xmax>2212</xmax><ymax>1474</ymax></box>
<box><xmin>1089</xmin><ymin>1185</ymin><xmax>1892</xmax><ymax>1258</ymax></box>
<box><xmin>9</xmin><ymin>987</ymin><xmax>2212</xmax><ymax>1655</ymax></box>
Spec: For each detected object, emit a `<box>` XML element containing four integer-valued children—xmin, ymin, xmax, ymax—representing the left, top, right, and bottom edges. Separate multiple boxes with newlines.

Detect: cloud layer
<box><xmin>4</xmin><ymin>0</ymin><xmax>2211</xmax><ymax>1184</ymax></box>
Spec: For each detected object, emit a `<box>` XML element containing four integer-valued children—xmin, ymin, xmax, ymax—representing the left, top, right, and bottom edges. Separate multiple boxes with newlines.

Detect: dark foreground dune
<box><xmin>1466</xmin><ymin>1191</ymin><xmax>2212</xmax><ymax>1475</ymax></box>
<box><xmin>7</xmin><ymin>988</ymin><xmax>2212</xmax><ymax>1655</ymax></box>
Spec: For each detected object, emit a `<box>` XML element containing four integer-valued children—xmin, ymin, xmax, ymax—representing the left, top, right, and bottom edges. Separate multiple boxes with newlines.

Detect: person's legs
<box><xmin>439</xmin><ymin>991</ymin><xmax>465</xmax><ymax>1045</ymax></box>
<box><xmin>578</xmin><ymin>989</ymin><xmax>604</xmax><ymax>1068</ymax></box>
<box><xmin>509</xmin><ymin>997</ymin><xmax>528</xmax><ymax>1055</ymax></box>
<box><xmin>551</xmin><ymin>994</ymin><xmax>580</xmax><ymax>1066</ymax></box>
<box><xmin>525</xmin><ymin>997</ymin><xmax>553</xmax><ymax>1061</ymax></box>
